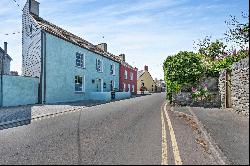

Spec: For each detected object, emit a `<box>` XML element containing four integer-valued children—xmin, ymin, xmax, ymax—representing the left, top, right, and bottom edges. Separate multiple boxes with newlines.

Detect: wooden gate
<box><xmin>225</xmin><ymin>69</ymin><xmax>232</xmax><ymax>108</ymax></box>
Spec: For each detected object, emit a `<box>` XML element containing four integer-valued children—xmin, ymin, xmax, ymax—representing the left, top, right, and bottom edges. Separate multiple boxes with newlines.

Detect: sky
<box><xmin>0</xmin><ymin>0</ymin><xmax>249</xmax><ymax>79</ymax></box>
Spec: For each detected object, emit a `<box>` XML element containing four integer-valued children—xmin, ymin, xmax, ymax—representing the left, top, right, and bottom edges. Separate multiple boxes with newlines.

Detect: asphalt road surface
<box><xmin>0</xmin><ymin>93</ymin><xmax>227</xmax><ymax>165</ymax></box>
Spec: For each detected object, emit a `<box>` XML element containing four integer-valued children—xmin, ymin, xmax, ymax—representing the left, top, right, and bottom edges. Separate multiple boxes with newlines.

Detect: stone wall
<box><xmin>172</xmin><ymin>77</ymin><xmax>221</xmax><ymax>108</ymax></box>
<box><xmin>219</xmin><ymin>57</ymin><xmax>249</xmax><ymax>116</ymax></box>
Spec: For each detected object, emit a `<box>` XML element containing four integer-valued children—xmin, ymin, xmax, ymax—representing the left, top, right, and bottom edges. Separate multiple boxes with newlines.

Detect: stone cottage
<box><xmin>22</xmin><ymin>0</ymin><xmax>125</xmax><ymax>104</ymax></box>
<box><xmin>0</xmin><ymin>42</ymin><xmax>12</xmax><ymax>75</ymax></box>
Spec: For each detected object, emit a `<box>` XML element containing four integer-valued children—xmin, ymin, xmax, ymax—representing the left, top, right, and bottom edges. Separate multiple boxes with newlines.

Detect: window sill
<box><xmin>75</xmin><ymin>66</ymin><xmax>86</xmax><ymax>69</ymax></box>
<box><xmin>75</xmin><ymin>91</ymin><xmax>85</xmax><ymax>94</ymax></box>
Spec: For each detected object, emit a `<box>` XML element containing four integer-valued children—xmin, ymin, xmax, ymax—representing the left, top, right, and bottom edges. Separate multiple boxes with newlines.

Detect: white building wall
<box><xmin>22</xmin><ymin>1</ymin><xmax>42</xmax><ymax>77</ymax></box>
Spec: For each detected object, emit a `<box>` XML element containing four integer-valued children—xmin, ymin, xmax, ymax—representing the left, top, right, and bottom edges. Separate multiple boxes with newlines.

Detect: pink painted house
<box><xmin>118</xmin><ymin>54</ymin><xmax>137</xmax><ymax>95</ymax></box>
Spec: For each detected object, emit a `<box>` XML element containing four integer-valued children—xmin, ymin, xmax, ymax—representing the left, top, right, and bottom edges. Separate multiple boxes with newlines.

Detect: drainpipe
<box><xmin>0</xmin><ymin>42</ymin><xmax>7</xmax><ymax>106</ymax></box>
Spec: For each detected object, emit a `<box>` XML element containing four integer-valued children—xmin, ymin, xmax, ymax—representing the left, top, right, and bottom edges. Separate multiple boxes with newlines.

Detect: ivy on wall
<box><xmin>163</xmin><ymin>50</ymin><xmax>248</xmax><ymax>101</ymax></box>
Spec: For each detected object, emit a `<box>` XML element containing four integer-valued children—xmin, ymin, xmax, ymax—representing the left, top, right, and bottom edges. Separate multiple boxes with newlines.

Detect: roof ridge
<box><xmin>31</xmin><ymin>14</ymin><xmax>121</xmax><ymax>63</ymax></box>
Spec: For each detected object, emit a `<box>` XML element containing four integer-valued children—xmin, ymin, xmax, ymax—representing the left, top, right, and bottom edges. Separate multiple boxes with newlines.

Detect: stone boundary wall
<box><xmin>172</xmin><ymin>77</ymin><xmax>221</xmax><ymax>108</ymax></box>
<box><xmin>219</xmin><ymin>57</ymin><xmax>249</xmax><ymax>116</ymax></box>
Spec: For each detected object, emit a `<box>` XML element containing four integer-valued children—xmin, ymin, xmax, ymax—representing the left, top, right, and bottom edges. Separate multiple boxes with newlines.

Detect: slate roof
<box><xmin>31</xmin><ymin>14</ymin><xmax>121</xmax><ymax>63</ymax></box>
<box><xmin>0</xmin><ymin>47</ymin><xmax>12</xmax><ymax>61</ymax></box>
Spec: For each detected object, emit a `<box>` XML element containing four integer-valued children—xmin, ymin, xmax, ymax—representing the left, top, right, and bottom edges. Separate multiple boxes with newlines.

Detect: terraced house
<box><xmin>22</xmin><ymin>0</ymin><xmax>131</xmax><ymax>104</ymax></box>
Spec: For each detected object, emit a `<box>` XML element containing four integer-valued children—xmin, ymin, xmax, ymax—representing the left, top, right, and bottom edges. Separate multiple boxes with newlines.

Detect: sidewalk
<box><xmin>0</xmin><ymin>100</ymin><xmax>106</xmax><ymax>127</ymax></box>
<box><xmin>173</xmin><ymin>106</ymin><xmax>249</xmax><ymax>165</ymax></box>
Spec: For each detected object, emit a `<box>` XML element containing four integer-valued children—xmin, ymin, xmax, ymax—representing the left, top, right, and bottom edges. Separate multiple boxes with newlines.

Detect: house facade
<box><xmin>22</xmin><ymin>0</ymin><xmax>121</xmax><ymax>104</ymax></box>
<box><xmin>118</xmin><ymin>54</ymin><xmax>137</xmax><ymax>95</ymax></box>
<box><xmin>137</xmin><ymin>65</ymin><xmax>156</xmax><ymax>93</ymax></box>
<box><xmin>0</xmin><ymin>42</ymin><xmax>12</xmax><ymax>75</ymax></box>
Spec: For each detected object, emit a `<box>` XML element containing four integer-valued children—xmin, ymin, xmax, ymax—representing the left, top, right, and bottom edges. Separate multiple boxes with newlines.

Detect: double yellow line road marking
<box><xmin>161</xmin><ymin>103</ymin><xmax>182</xmax><ymax>165</ymax></box>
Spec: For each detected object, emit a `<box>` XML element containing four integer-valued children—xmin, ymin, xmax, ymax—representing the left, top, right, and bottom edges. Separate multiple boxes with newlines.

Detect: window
<box><xmin>75</xmin><ymin>75</ymin><xmax>85</xmax><ymax>92</ymax></box>
<box><xmin>130</xmin><ymin>72</ymin><xmax>133</xmax><ymax>80</ymax></box>
<box><xmin>110</xmin><ymin>80</ymin><xmax>115</xmax><ymax>91</ymax></box>
<box><xmin>123</xmin><ymin>83</ymin><xmax>126</xmax><ymax>92</ymax></box>
<box><xmin>124</xmin><ymin>70</ymin><xmax>128</xmax><ymax>79</ymax></box>
<box><xmin>132</xmin><ymin>85</ymin><xmax>135</xmax><ymax>92</ymax></box>
<box><xmin>76</xmin><ymin>52</ymin><xmax>85</xmax><ymax>68</ymax></box>
<box><xmin>110</xmin><ymin>64</ymin><xmax>115</xmax><ymax>75</ymax></box>
<box><xmin>96</xmin><ymin>59</ymin><xmax>103</xmax><ymax>72</ymax></box>
<box><xmin>128</xmin><ymin>84</ymin><xmax>130</xmax><ymax>92</ymax></box>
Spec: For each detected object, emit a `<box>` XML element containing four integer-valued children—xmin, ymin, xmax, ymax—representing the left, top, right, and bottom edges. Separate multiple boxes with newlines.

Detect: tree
<box><xmin>224</xmin><ymin>12</ymin><xmax>249</xmax><ymax>48</ymax></box>
<box><xmin>194</xmin><ymin>36</ymin><xmax>227</xmax><ymax>60</ymax></box>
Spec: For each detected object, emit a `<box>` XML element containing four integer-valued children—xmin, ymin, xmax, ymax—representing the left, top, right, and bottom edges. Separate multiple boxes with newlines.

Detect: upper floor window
<box><xmin>124</xmin><ymin>70</ymin><xmax>128</xmax><ymax>79</ymax></box>
<box><xmin>130</xmin><ymin>72</ymin><xmax>133</xmax><ymax>80</ymax></box>
<box><xmin>110</xmin><ymin>64</ymin><xmax>115</xmax><ymax>75</ymax></box>
<box><xmin>75</xmin><ymin>75</ymin><xmax>85</xmax><ymax>92</ymax></box>
<box><xmin>96</xmin><ymin>59</ymin><xmax>103</xmax><ymax>72</ymax></box>
<box><xmin>76</xmin><ymin>52</ymin><xmax>85</xmax><ymax>68</ymax></box>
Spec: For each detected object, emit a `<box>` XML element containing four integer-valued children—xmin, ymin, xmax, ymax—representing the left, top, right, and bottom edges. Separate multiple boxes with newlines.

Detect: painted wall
<box><xmin>119</xmin><ymin>64</ymin><xmax>137</xmax><ymax>94</ymax></box>
<box><xmin>0</xmin><ymin>75</ymin><xmax>39</xmax><ymax>107</ymax></box>
<box><xmin>44</xmin><ymin>33</ymin><xmax>120</xmax><ymax>103</ymax></box>
<box><xmin>137</xmin><ymin>70</ymin><xmax>156</xmax><ymax>93</ymax></box>
<box><xmin>89</xmin><ymin>92</ymin><xmax>111</xmax><ymax>101</ymax></box>
<box><xmin>116</xmin><ymin>92</ymin><xmax>131</xmax><ymax>100</ymax></box>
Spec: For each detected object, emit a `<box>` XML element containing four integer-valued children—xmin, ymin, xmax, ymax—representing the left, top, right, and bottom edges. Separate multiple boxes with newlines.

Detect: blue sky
<box><xmin>0</xmin><ymin>0</ymin><xmax>249</xmax><ymax>79</ymax></box>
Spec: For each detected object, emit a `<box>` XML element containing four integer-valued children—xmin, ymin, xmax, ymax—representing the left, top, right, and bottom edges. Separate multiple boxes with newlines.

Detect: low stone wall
<box><xmin>172</xmin><ymin>77</ymin><xmax>221</xmax><ymax>107</ymax></box>
<box><xmin>173</xmin><ymin>91</ymin><xmax>221</xmax><ymax>108</ymax></box>
<box><xmin>0</xmin><ymin>75</ymin><xmax>39</xmax><ymax>107</ymax></box>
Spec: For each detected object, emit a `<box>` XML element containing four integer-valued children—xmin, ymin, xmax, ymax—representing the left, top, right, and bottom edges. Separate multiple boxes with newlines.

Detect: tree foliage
<box><xmin>224</xmin><ymin>12</ymin><xmax>249</xmax><ymax>47</ymax></box>
<box><xmin>194</xmin><ymin>36</ymin><xmax>227</xmax><ymax>60</ymax></box>
<box><xmin>163</xmin><ymin>51</ymin><xmax>205</xmax><ymax>100</ymax></box>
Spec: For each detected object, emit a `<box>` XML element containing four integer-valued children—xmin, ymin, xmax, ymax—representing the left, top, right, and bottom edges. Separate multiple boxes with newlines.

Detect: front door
<box><xmin>96</xmin><ymin>79</ymin><xmax>103</xmax><ymax>92</ymax></box>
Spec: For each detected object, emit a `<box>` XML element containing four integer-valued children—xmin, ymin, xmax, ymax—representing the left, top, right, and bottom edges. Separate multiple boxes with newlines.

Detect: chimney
<box><xmin>144</xmin><ymin>65</ymin><xmax>148</xmax><ymax>71</ymax></box>
<box><xmin>29</xmin><ymin>0</ymin><xmax>40</xmax><ymax>16</ymax></box>
<box><xmin>4</xmin><ymin>42</ymin><xmax>7</xmax><ymax>54</ymax></box>
<box><xmin>119</xmin><ymin>54</ymin><xmax>125</xmax><ymax>62</ymax></box>
<box><xmin>96</xmin><ymin>43</ymin><xmax>107</xmax><ymax>52</ymax></box>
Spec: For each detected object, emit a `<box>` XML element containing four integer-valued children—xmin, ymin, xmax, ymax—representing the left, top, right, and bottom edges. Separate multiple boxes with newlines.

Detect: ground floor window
<box><xmin>75</xmin><ymin>75</ymin><xmax>85</xmax><ymax>92</ymax></box>
<box><xmin>132</xmin><ymin>84</ymin><xmax>135</xmax><ymax>92</ymax></box>
<box><xmin>123</xmin><ymin>83</ymin><xmax>126</xmax><ymax>92</ymax></box>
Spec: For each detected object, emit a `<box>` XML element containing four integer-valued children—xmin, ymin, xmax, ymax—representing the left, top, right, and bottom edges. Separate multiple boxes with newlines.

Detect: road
<box><xmin>0</xmin><ymin>93</ymin><xmax>245</xmax><ymax>165</ymax></box>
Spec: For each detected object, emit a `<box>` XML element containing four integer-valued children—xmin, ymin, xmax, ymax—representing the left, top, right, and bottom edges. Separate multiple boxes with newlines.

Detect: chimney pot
<box><xmin>4</xmin><ymin>42</ymin><xmax>7</xmax><ymax>54</ymax></box>
<box><xmin>119</xmin><ymin>54</ymin><xmax>125</xmax><ymax>62</ymax></box>
<box><xmin>144</xmin><ymin>65</ymin><xmax>148</xmax><ymax>71</ymax></box>
<box><xmin>29</xmin><ymin>0</ymin><xmax>40</xmax><ymax>16</ymax></box>
<box><xmin>96</xmin><ymin>43</ymin><xmax>107</xmax><ymax>52</ymax></box>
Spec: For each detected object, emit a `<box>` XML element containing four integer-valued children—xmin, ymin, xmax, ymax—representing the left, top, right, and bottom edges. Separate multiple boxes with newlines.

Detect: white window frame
<box><xmin>123</xmin><ymin>83</ymin><xmax>126</xmax><ymax>92</ymax></box>
<box><xmin>75</xmin><ymin>75</ymin><xmax>85</xmax><ymax>92</ymax></box>
<box><xmin>96</xmin><ymin>59</ymin><xmax>103</xmax><ymax>72</ymax></box>
<box><xmin>128</xmin><ymin>83</ymin><xmax>130</xmax><ymax>92</ymax></box>
<box><xmin>132</xmin><ymin>84</ymin><xmax>135</xmax><ymax>92</ymax></box>
<box><xmin>76</xmin><ymin>52</ymin><xmax>85</xmax><ymax>68</ymax></box>
<box><xmin>130</xmin><ymin>72</ymin><xmax>133</xmax><ymax>80</ymax></box>
<box><xmin>110</xmin><ymin>64</ymin><xmax>115</xmax><ymax>75</ymax></box>
<box><xmin>124</xmin><ymin>70</ymin><xmax>128</xmax><ymax>79</ymax></box>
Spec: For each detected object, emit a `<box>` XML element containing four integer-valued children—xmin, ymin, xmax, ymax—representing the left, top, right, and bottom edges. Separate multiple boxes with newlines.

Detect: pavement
<box><xmin>0</xmin><ymin>93</ymin><xmax>248</xmax><ymax>165</ymax></box>
<box><xmin>0</xmin><ymin>100</ymin><xmax>108</xmax><ymax>128</ymax></box>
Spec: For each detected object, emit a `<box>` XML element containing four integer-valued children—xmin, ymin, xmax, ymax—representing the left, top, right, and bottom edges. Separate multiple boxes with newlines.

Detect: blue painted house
<box><xmin>22</xmin><ymin>0</ymin><xmax>122</xmax><ymax>104</ymax></box>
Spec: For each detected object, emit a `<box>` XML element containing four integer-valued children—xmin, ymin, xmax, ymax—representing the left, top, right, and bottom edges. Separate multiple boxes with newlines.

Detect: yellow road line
<box><xmin>161</xmin><ymin>104</ymin><xmax>168</xmax><ymax>165</ymax></box>
<box><xmin>164</xmin><ymin>105</ymin><xmax>182</xmax><ymax>165</ymax></box>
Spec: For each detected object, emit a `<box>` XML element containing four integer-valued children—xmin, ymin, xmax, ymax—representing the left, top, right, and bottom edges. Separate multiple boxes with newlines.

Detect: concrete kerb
<box><xmin>188</xmin><ymin>107</ymin><xmax>230</xmax><ymax>165</ymax></box>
